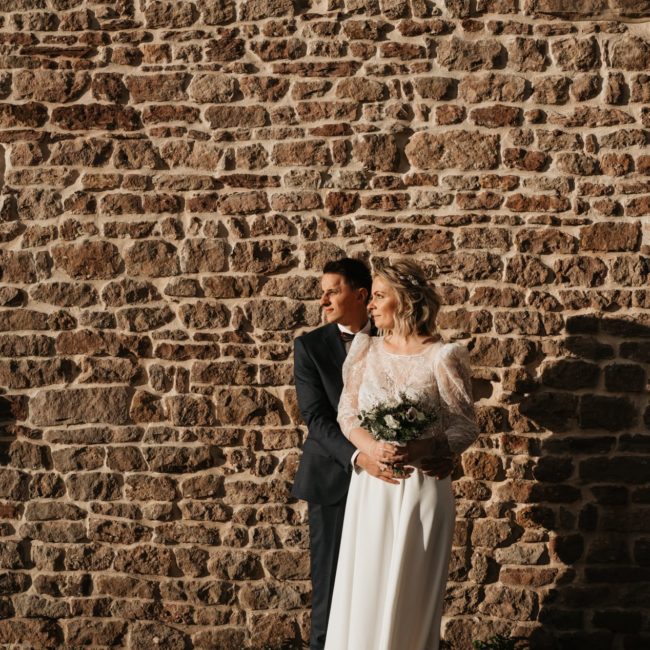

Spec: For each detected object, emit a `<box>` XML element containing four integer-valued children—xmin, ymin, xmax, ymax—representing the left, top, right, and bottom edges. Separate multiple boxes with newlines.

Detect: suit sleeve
<box><xmin>293</xmin><ymin>336</ymin><xmax>357</xmax><ymax>471</ymax></box>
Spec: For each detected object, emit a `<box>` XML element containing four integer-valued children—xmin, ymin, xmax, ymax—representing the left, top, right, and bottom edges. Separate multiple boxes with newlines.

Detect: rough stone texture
<box><xmin>0</xmin><ymin>3</ymin><xmax>649</xmax><ymax>650</ymax></box>
<box><xmin>405</xmin><ymin>131</ymin><xmax>500</xmax><ymax>170</ymax></box>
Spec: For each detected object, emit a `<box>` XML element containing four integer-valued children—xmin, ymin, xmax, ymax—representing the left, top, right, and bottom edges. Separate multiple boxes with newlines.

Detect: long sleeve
<box><xmin>293</xmin><ymin>335</ymin><xmax>357</xmax><ymax>470</ymax></box>
<box><xmin>433</xmin><ymin>342</ymin><xmax>478</xmax><ymax>455</ymax></box>
<box><xmin>337</xmin><ymin>333</ymin><xmax>372</xmax><ymax>440</ymax></box>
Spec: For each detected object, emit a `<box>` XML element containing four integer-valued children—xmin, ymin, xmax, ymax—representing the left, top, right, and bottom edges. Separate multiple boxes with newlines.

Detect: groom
<box><xmin>291</xmin><ymin>258</ymin><xmax>453</xmax><ymax>650</ymax></box>
<box><xmin>291</xmin><ymin>258</ymin><xmax>380</xmax><ymax>650</ymax></box>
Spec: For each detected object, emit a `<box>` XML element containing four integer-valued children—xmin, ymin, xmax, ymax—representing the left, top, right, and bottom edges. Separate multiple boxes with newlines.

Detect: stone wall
<box><xmin>1</xmin><ymin>0</ymin><xmax>649</xmax><ymax>648</ymax></box>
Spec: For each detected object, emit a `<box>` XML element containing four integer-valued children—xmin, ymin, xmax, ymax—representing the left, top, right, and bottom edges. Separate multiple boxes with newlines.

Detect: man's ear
<box><xmin>357</xmin><ymin>287</ymin><xmax>369</xmax><ymax>303</ymax></box>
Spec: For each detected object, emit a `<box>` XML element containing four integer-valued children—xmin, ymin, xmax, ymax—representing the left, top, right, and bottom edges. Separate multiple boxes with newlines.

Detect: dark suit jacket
<box><xmin>291</xmin><ymin>322</ymin><xmax>359</xmax><ymax>505</ymax></box>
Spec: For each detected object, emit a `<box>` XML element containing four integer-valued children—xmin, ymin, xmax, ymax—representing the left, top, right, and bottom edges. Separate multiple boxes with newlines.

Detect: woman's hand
<box><xmin>356</xmin><ymin>452</ymin><xmax>412</xmax><ymax>483</ymax></box>
<box><xmin>349</xmin><ymin>428</ymin><xmax>411</xmax><ymax>479</ymax></box>
<box><xmin>368</xmin><ymin>440</ymin><xmax>408</xmax><ymax>465</ymax></box>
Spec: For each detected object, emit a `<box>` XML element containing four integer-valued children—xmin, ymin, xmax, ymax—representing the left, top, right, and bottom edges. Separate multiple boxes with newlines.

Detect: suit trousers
<box><xmin>308</xmin><ymin>495</ymin><xmax>348</xmax><ymax>650</ymax></box>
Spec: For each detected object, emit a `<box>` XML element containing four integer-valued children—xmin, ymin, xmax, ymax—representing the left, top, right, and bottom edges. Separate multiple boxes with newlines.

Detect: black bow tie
<box><xmin>339</xmin><ymin>330</ymin><xmax>355</xmax><ymax>344</ymax></box>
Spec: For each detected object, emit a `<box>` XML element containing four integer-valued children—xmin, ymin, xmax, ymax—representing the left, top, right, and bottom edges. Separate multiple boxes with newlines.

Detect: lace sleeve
<box><xmin>337</xmin><ymin>333</ymin><xmax>372</xmax><ymax>439</ymax></box>
<box><xmin>434</xmin><ymin>342</ymin><xmax>478</xmax><ymax>455</ymax></box>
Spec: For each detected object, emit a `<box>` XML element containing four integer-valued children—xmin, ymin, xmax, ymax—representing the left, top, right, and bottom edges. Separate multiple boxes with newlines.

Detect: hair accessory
<box><xmin>395</xmin><ymin>272</ymin><xmax>425</xmax><ymax>288</ymax></box>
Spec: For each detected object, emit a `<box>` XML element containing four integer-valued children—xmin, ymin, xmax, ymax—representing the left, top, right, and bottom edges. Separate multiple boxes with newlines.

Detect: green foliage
<box><xmin>473</xmin><ymin>633</ymin><xmax>516</xmax><ymax>650</ymax></box>
<box><xmin>359</xmin><ymin>392</ymin><xmax>438</xmax><ymax>443</ymax></box>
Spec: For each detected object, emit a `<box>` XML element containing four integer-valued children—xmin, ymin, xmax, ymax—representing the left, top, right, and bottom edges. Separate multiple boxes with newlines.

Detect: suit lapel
<box><xmin>322</xmin><ymin>323</ymin><xmax>346</xmax><ymax>369</ymax></box>
<box><xmin>314</xmin><ymin>321</ymin><xmax>376</xmax><ymax>374</ymax></box>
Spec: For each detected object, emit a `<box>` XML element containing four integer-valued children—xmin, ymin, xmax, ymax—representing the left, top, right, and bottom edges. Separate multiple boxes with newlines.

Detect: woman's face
<box><xmin>368</xmin><ymin>276</ymin><xmax>398</xmax><ymax>330</ymax></box>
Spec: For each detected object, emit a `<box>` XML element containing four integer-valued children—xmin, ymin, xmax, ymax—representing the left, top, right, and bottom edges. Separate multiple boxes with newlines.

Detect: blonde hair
<box><xmin>375</xmin><ymin>260</ymin><xmax>441</xmax><ymax>338</ymax></box>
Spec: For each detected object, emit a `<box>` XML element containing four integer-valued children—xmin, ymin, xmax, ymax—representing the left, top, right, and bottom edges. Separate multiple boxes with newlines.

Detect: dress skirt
<box><xmin>324</xmin><ymin>467</ymin><xmax>455</xmax><ymax>650</ymax></box>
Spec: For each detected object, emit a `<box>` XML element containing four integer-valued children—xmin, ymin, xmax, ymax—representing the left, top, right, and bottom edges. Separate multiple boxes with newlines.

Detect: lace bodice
<box><xmin>337</xmin><ymin>334</ymin><xmax>478</xmax><ymax>455</ymax></box>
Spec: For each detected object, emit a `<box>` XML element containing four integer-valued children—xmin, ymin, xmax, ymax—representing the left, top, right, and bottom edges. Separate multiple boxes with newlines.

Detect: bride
<box><xmin>324</xmin><ymin>260</ymin><xmax>478</xmax><ymax>650</ymax></box>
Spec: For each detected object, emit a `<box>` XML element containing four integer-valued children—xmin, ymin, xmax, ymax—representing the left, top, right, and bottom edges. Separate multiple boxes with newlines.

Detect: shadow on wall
<box><xmin>442</xmin><ymin>313</ymin><xmax>650</xmax><ymax>650</ymax></box>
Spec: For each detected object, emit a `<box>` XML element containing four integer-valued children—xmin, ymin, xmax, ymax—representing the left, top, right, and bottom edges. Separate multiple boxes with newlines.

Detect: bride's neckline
<box><xmin>378</xmin><ymin>338</ymin><xmax>441</xmax><ymax>358</ymax></box>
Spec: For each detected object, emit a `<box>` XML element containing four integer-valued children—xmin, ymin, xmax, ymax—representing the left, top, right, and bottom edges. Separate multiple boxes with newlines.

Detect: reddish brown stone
<box><xmin>336</xmin><ymin>77</ymin><xmax>386</xmax><ymax>101</ymax></box>
<box><xmin>0</xmin><ymin>358</ymin><xmax>78</xmax><ymax>390</ymax></box>
<box><xmin>0</xmin><ymin>103</ymin><xmax>48</xmax><ymax>128</ymax></box>
<box><xmin>600</xmin><ymin>153</ymin><xmax>634</xmax><ymax>177</ymax></box>
<box><xmin>470</xmin><ymin>104</ymin><xmax>522</xmax><ymax>127</ymax></box>
<box><xmin>144</xmin><ymin>1</ymin><xmax>198</xmax><ymax>28</ymax></box>
<box><xmin>569</xmin><ymin>73</ymin><xmax>603</xmax><ymax>102</ymax></box>
<box><xmin>205</xmin><ymin>105</ymin><xmax>268</xmax><ymax>129</ymax></box>
<box><xmin>554</xmin><ymin>256</ymin><xmax>608</xmax><ymax>286</ymax></box>
<box><xmin>370</xmin><ymin>227</ymin><xmax>454</xmax><ymax>254</ymax></box>
<box><xmin>240</xmin><ymin>76</ymin><xmax>288</xmax><ymax>102</ymax></box>
<box><xmin>14</xmin><ymin>70</ymin><xmax>88</xmax><ymax>103</ymax></box>
<box><xmin>552</xmin><ymin>36</ymin><xmax>600</xmax><ymax>71</ymax></box>
<box><xmin>626</xmin><ymin>196</ymin><xmax>650</xmax><ymax>217</ymax></box>
<box><xmin>178</xmin><ymin>302</ymin><xmax>230</xmax><ymax>329</ymax></box>
<box><xmin>196</xmin><ymin>0</ymin><xmax>235</xmax><ymax>24</ymax></box>
<box><xmin>437</xmin><ymin>36</ymin><xmax>503</xmax><ymax>71</ymax></box>
<box><xmin>240</xmin><ymin>0</ymin><xmax>294</xmax><ymax>20</ymax></box>
<box><xmin>550</xmin><ymin>107</ymin><xmax>635</xmax><ymax>128</ymax></box>
<box><xmin>352</xmin><ymin>134</ymin><xmax>399</xmax><ymax>172</ymax></box>
<box><xmin>610</xmin><ymin>36</ymin><xmax>650</xmax><ymax>71</ymax></box>
<box><xmin>251</xmin><ymin>38</ymin><xmax>306</xmax><ymax>62</ymax></box>
<box><xmin>413</xmin><ymin>76</ymin><xmax>456</xmax><ymax>100</ymax></box>
<box><xmin>505</xmin><ymin>254</ymin><xmax>554</xmax><ymax>286</ymax></box>
<box><xmin>556</xmin><ymin>152</ymin><xmax>600</xmax><ymax>176</ymax></box>
<box><xmin>219</xmin><ymin>191</ymin><xmax>269</xmax><ymax>215</ymax></box>
<box><xmin>505</xmin><ymin>193</ymin><xmax>570</xmax><ymax>212</ymax></box>
<box><xmin>272</xmin><ymin>140</ymin><xmax>330</xmax><ymax>166</ymax></box>
<box><xmin>51</xmin><ymin>105</ymin><xmax>141</xmax><ymax>131</ymax></box>
<box><xmin>52</xmin><ymin>242</ymin><xmax>122</xmax><ymax>280</ymax></box>
<box><xmin>532</xmin><ymin>75</ymin><xmax>571</xmax><ymax>104</ymax></box>
<box><xmin>436</xmin><ymin>105</ymin><xmax>466</xmax><ymax>125</ymax></box>
<box><xmin>458</xmin><ymin>72</ymin><xmax>527</xmax><ymax>102</ymax></box>
<box><xmin>456</xmin><ymin>191</ymin><xmax>503</xmax><ymax>210</ymax></box>
<box><xmin>114</xmin><ymin>545</ymin><xmax>175</xmax><ymax>576</ymax></box>
<box><xmin>379</xmin><ymin>42</ymin><xmax>426</xmax><ymax>60</ymax></box>
<box><xmin>205</xmin><ymin>33</ymin><xmax>246</xmax><ymax>62</ymax></box>
<box><xmin>280</xmin><ymin>60</ymin><xmax>362</xmax><ymax>77</ymax></box>
<box><xmin>187</xmin><ymin>73</ymin><xmax>236</xmax><ymax>103</ymax></box>
<box><xmin>508</xmin><ymin>37</ymin><xmax>547</xmax><ymax>71</ymax></box>
<box><xmin>503</xmin><ymin>148</ymin><xmax>549</xmax><ymax>172</ymax></box>
<box><xmin>580</xmin><ymin>222</ymin><xmax>640</xmax><ymax>252</ymax></box>
<box><xmin>63</xmin><ymin>620</ymin><xmax>127</xmax><ymax>647</ymax></box>
<box><xmin>406</xmin><ymin>131</ymin><xmax>499</xmax><ymax>170</ymax></box>
<box><xmin>124</xmin><ymin>241</ymin><xmax>180</xmax><ymax>278</ymax></box>
<box><xmin>31</xmin><ymin>387</ymin><xmax>132</xmax><ymax>426</ymax></box>
<box><xmin>631</xmin><ymin>73</ymin><xmax>650</xmax><ymax>102</ymax></box>
<box><xmin>516</xmin><ymin>228</ymin><xmax>577</xmax><ymax>254</ymax></box>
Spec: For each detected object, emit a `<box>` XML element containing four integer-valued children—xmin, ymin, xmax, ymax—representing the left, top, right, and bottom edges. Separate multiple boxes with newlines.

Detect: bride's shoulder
<box><xmin>433</xmin><ymin>340</ymin><xmax>471</xmax><ymax>367</ymax></box>
<box><xmin>350</xmin><ymin>331</ymin><xmax>373</xmax><ymax>352</ymax></box>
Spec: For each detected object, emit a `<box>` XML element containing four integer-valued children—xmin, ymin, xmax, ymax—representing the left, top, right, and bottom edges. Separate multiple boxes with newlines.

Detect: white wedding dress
<box><xmin>324</xmin><ymin>334</ymin><xmax>478</xmax><ymax>650</ymax></box>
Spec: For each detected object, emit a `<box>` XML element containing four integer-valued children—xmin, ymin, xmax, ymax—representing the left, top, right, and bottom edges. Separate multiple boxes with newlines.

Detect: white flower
<box><xmin>405</xmin><ymin>407</ymin><xmax>418</xmax><ymax>422</ymax></box>
<box><xmin>384</xmin><ymin>415</ymin><xmax>400</xmax><ymax>430</ymax></box>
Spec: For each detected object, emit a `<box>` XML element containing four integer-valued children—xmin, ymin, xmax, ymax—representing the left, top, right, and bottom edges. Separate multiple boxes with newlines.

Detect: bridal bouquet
<box><xmin>359</xmin><ymin>393</ymin><xmax>438</xmax><ymax>476</ymax></box>
<box><xmin>359</xmin><ymin>392</ymin><xmax>438</xmax><ymax>444</ymax></box>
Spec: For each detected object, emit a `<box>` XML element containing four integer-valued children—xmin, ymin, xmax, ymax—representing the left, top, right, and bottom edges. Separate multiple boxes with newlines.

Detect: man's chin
<box><xmin>323</xmin><ymin>311</ymin><xmax>340</xmax><ymax>324</ymax></box>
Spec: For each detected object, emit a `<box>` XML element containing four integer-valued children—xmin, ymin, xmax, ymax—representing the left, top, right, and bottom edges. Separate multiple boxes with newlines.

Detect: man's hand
<box><xmin>420</xmin><ymin>455</ymin><xmax>455</xmax><ymax>480</ymax></box>
<box><xmin>402</xmin><ymin>438</ymin><xmax>434</xmax><ymax>464</ymax></box>
<box><xmin>355</xmin><ymin>452</ymin><xmax>410</xmax><ymax>485</ymax></box>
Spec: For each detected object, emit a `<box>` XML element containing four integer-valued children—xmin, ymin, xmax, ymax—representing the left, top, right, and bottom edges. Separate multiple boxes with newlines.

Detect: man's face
<box><xmin>320</xmin><ymin>273</ymin><xmax>365</xmax><ymax>325</ymax></box>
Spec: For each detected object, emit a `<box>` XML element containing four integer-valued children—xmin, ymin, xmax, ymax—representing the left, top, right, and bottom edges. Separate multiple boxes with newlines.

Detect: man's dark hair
<box><xmin>323</xmin><ymin>258</ymin><xmax>372</xmax><ymax>296</ymax></box>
